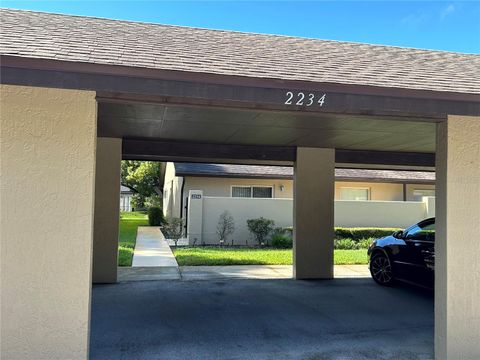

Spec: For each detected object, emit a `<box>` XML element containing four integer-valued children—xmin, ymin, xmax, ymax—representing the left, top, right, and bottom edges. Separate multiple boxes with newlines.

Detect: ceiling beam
<box><xmin>122</xmin><ymin>139</ymin><xmax>435</xmax><ymax>168</ymax></box>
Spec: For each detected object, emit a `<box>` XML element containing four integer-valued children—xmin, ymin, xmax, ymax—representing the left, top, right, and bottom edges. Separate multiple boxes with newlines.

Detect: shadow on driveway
<box><xmin>90</xmin><ymin>278</ymin><xmax>433</xmax><ymax>360</ymax></box>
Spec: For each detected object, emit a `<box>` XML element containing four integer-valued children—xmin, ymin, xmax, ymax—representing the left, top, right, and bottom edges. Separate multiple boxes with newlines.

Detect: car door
<box><xmin>401</xmin><ymin>219</ymin><xmax>435</xmax><ymax>284</ymax></box>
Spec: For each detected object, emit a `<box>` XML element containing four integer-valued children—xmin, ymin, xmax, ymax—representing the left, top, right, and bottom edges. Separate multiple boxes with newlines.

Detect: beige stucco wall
<box><xmin>163</xmin><ymin>162</ymin><xmax>184</xmax><ymax>218</ymax></box>
<box><xmin>335</xmin><ymin>200</ymin><xmax>427</xmax><ymax>228</ymax></box>
<box><xmin>185</xmin><ymin>176</ymin><xmax>293</xmax><ymax>198</ymax></box>
<box><xmin>194</xmin><ymin>196</ymin><xmax>429</xmax><ymax>244</ymax></box>
<box><xmin>436</xmin><ymin>115</ymin><xmax>480</xmax><ymax>359</ymax></box>
<box><xmin>180</xmin><ymin>177</ymin><xmax>292</xmax><ymax>218</ymax></box>
<box><xmin>0</xmin><ymin>85</ymin><xmax>97</xmax><ymax>359</ymax></box>
<box><xmin>200</xmin><ymin>196</ymin><xmax>294</xmax><ymax>245</ymax></box>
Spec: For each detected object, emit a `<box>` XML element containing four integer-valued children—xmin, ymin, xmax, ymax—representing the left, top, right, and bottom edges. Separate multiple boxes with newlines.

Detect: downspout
<box><xmin>403</xmin><ymin>183</ymin><xmax>407</xmax><ymax>201</ymax></box>
<box><xmin>179</xmin><ymin>176</ymin><xmax>187</xmax><ymax>234</ymax></box>
<box><xmin>179</xmin><ymin>176</ymin><xmax>186</xmax><ymax>217</ymax></box>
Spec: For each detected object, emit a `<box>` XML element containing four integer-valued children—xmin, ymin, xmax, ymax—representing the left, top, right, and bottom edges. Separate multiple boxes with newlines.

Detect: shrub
<box><xmin>247</xmin><ymin>217</ymin><xmax>275</xmax><ymax>246</ymax></box>
<box><xmin>271</xmin><ymin>234</ymin><xmax>293</xmax><ymax>248</ymax></box>
<box><xmin>147</xmin><ymin>206</ymin><xmax>165</xmax><ymax>226</ymax></box>
<box><xmin>163</xmin><ymin>217</ymin><xmax>184</xmax><ymax>247</ymax></box>
<box><xmin>358</xmin><ymin>238</ymin><xmax>374</xmax><ymax>248</ymax></box>
<box><xmin>335</xmin><ymin>227</ymin><xmax>401</xmax><ymax>241</ymax></box>
<box><xmin>216</xmin><ymin>210</ymin><xmax>235</xmax><ymax>245</ymax></box>
<box><xmin>334</xmin><ymin>239</ymin><xmax>358</xmax><ymax>250</ymax></box>
<box><xmin>334</xmin><ymin>238</ymin><xmax>374</xmax><ymax>250</ymax></box>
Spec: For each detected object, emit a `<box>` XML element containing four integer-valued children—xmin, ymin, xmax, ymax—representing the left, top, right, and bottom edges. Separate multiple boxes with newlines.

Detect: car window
<box><xmin>405</xmin><ymin>222</ymin><xmax>435</xmax><ymax>241</ymax></box>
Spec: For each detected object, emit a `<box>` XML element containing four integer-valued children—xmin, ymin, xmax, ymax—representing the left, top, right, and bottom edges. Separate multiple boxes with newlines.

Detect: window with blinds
<box><xmin>231</xmin><ymin>186</ymin><xmax>273</xmax><ymax>198</ymax></box>
<box><xmin>232</xmin><ymin>186</ymin><xmax>252</xmax><ymax>198</ymax></box>
<box><xmin>253</xmin><ymin>186</ymin><xmax>273</xmax><ymax>198</ymax></box>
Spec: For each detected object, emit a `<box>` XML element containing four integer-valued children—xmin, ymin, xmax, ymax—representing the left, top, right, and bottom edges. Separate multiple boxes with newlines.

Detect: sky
<box><xmin>1</xmin><ymin>1</ymin><xmax>479</xmax><ymax>54</ymax></box>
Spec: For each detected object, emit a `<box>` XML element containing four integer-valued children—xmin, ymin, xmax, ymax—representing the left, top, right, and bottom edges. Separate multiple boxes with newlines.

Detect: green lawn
<box><xmin>173</xmin><ymin>247</ymin><xmax>368</xmax><ymax>266</ymax></box>
<box><xmin>118</xmin><ymin>211</ymin><xmax>148</xmax><ymax>266</ymax></box>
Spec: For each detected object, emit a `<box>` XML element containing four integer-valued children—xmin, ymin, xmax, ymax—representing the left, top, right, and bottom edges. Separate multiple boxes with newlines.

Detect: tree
<box><xmin>162</xmin><ymin>217</ymin><xmax>184</xmax><ymax>248</ymax></box>
<box><xmin>216</xmin><ymin>211</ymin><xmax>235</xmax><ymax>245</ymax></box>
<box><xmin>246</xmin><ymin>217</ymin><xmax>275</xmax><ymax>246</ymax></box>
<box><xmin>121</xmin><ymin>160</ymin><xmax>162</xmax><ymax>208</ymax></box>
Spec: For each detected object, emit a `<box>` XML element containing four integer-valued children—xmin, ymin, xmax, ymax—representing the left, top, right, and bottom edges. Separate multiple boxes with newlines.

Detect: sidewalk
<box><xmin>118</xmin><ymin>264</ymin><xmax>370</xmax><ymax>282</ymax></box>
<box><xmin>131</xmin><ymin>227</ymin><xmax>178</xmax><ymax>267</ymax></box>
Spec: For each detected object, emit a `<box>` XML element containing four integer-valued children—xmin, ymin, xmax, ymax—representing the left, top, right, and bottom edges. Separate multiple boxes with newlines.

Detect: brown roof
<box><xmin>1</xmin><ymin>8</ymin><xmax>479</xmax><ymax>95</ymax></box>
<box><xmin>174</xmin><ymin>163</ymin><xmax>435</xmax><ymax>183</ymax></box>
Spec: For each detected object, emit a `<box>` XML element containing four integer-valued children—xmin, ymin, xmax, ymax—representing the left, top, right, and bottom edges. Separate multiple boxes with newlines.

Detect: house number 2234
<box><xmin>284</xmin><ymin>92</ymin><xmax>326</xmax><ymax>107</ymax></box>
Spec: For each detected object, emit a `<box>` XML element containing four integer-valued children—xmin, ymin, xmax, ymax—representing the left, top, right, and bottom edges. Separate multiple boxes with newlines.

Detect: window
<box><xmin>405</xmin><ymin>221</ymin><xmax>435</xmax><ymax>241</ymax></box>
<box><xmin>232</xmin><ymin>186</ymin><xmax>252</xmax><ymax>198</ymax></box>
<box><xmin>231</xmin><ymin>186</ymin><xmax>273</xmax><ymax>198</ymax></box>
<box><xmin>412</xmin><ymin>189</ymin><xmax>435</xmax><ymax>201</ymax></box>
<box><xmin>340</xmin><ymin>187</ymin><xmax>369</xmax><ymax>201</ymax></box>
<box><xmin>253</xmin><ymin>186</ymin><xmax>273</xmax><ymax>198</ymax></box>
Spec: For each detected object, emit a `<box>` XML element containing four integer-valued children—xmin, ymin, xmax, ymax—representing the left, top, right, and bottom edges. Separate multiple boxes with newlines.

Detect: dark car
<box><xmin>367</xmin><ymin>218</ymin><xmax>435</xmax><ymax>287</ymax></box>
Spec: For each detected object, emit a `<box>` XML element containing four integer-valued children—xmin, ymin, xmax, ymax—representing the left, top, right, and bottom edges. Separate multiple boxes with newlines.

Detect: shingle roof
<box><xmin>174</xmin><ymin>163</ymin><xmax>435</xmax><ymax>183</ymax></box>
<box><xmin>1</xmin><ymin>9</ymin><xmax>479</xmax><ymax>95</ymax></box>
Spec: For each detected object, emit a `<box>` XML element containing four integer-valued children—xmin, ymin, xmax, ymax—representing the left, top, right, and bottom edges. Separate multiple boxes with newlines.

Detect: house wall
<box><xmin>184</xmin><ymin>177</ymin><xmax>293</xmax><ymax>198</ymax></box>
<box><xmin>405</xmin><ymin>183</ymin><xmax>436</xmax><ymax>201</ymax></box>
<box><xmin>1</xmin><ymin>85</ymin><xmax>97</xmax><ymax>359</ymax></box>
<box><xmin>181</xmin><ymin>176</ymin><xmax>434</xmax><ymax>207</ymax></box>
<box><xmin>163</xmin><ymin>162</ymin><xmax>183</xmax><ymax>218</ymax></box>
<box><xmin>335</xmin><ymin>181</ymin><xmax>403</xmax><ymax>201</ymax></box>
<box><xmin>181</xmin><ymin>176</ymin><xmax>293</xmax><ymax>218</ymax></box>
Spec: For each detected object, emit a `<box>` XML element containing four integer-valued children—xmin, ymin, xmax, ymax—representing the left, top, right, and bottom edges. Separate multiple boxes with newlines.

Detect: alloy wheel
<box><xmin>371</xmin><ymin>255</ymin><xmax>393</xmax><ymax>284</ymax></box>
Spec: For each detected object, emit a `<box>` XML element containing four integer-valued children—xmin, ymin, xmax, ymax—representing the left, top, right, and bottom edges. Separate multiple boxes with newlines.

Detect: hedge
<box><xmin>148</xmin><ymin>206</ymin><xmax>165</xmax><ymax>226</ymax></box>
<box><xmin>334</xmin><ymin>227</ymin><xmax>401</xmax><ymax>241</ymax></box>
<box><xmin>284</xmin><ymin>227</ymin><xmax>400</xmax><ymax>242</ymax></box>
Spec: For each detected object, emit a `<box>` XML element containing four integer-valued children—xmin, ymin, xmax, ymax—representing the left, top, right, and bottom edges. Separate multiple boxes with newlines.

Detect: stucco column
<box><xmin>293</xmin><ymin>147</ymin><xmax>335</xmax><ymax>279</ymax></box>
<box><xmin>435</xmin><ymin>115</ymin><xmax>480</xmax><ymax>360</ymax></box>
<box><xmin>92</xmin><ymin>137</ymin><xmax>122</xmax><ymax>283</ymax></box>
<box><xmin>0</xmin><ymin>85</ymin><xmax>97</xmax><ymax>359</ymax></box>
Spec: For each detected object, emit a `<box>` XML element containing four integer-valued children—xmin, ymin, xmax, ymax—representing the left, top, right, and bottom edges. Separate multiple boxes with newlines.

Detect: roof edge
<box><xmin>2</xmin><ymin>55</ymin><xmax>480</xmax><ymax>103</ymax></box>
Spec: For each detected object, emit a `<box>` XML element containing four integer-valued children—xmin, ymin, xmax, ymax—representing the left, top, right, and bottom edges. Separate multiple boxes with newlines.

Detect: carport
<box><xmin>1</xmin><ymin>8</ymin><xmax>479</xmax><ymax>360</ymax></box>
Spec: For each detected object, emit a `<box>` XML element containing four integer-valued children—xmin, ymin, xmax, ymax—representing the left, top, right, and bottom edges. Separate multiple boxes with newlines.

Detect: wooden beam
<box><xmin>121</xmin><ymin>139</ymin><xmax>435</xmax><ymax>167</ymax></box>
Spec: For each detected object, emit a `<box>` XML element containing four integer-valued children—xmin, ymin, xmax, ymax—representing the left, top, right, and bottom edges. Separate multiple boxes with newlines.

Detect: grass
<box><xmin>173</xmin><ymin>247</ymin><xmax>368</xmax><ymax>266</ymax></box>
<box><xmin>118</xmin><ymin>211</ymin><xmax>148</xmax><ymax>266</ymax></box>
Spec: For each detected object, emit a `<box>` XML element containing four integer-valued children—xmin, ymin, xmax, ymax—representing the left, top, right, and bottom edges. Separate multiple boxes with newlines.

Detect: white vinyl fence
<box><xmin>186</xmin><ymin>190</ymin><xmax>435</xmax><ymax>245</ymax></box>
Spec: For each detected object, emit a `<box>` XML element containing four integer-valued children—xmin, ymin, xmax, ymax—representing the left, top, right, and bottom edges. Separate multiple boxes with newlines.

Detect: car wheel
<box><xmin>370</xmin><ymin>252</ymin><xmax>395</xmax><ymax>286</ymax></box>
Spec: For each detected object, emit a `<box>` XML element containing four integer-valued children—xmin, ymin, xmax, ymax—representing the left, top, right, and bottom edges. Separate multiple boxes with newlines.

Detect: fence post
<box><xmin>187</xmin><ymin>190</ymin><xmax>203</xmax><ymax>245</ymax></box>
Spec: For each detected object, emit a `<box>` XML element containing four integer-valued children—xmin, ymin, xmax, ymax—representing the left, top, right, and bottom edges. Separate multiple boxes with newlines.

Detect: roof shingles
<box><xmin>1</xmin><ymin>8</ymin><xmax>479</xmax><ymax>95</ymax></box>
<box><xmin>174</xmin><ymin>163</ymin><xmax>435</xmax><ymax>183</ymax></box>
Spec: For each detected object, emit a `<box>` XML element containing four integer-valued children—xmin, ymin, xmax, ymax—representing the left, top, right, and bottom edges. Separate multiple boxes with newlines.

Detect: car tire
<box><xmin>370</xmin><ymin>252</ymin><xmax>396</xmax><ymax>286</ymax></box>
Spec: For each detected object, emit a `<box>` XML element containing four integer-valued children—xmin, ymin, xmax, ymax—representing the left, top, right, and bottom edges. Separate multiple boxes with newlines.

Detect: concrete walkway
<box><xmin>131</xmin><ymin>227</ymin><xmax>178</xmax><ymax>267</ymax></box>
<box><xmin>118</xmin><ymin>264</ymin><xmax>370</xmax><ymax>282</ymax></box>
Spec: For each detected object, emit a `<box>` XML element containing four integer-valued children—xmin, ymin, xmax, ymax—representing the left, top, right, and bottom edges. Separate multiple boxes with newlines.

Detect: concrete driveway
<box><xmin>90</xmin><ymin>278</ymin><xmax>433</xmax><ymax>360</ymax></box>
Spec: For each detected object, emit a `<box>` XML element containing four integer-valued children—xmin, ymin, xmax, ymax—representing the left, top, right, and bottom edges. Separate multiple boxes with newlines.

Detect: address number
<box><xmin>285</xmin><ymin>91</ymin><xmax>326</xmax><ymax>107</ymax></box>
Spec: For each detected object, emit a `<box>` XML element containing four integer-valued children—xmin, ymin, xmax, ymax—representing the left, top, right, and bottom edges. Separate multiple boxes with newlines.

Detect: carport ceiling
<box><xmin>98</xmin><ymin>101</ymin><xmax>436</xmax><ymax>153</ymax></box>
